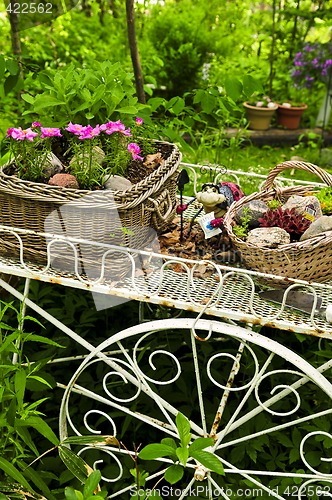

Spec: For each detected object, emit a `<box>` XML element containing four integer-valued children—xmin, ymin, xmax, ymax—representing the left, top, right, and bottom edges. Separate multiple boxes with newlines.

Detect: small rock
<box><xmin>282</xmin><ymin>195</ymin><xmax>322</xmax><ymax>221</ymax></box>
<box><xmin>246</xmin><ymin>227</ymin><xmax>291</xmax><ymax>248</ymax></box>
<box><xmin>41</xmin><ymin>153</ymin><xmax>64</xmax><ymax>179</ymax></box>
<box><xmin>104</xmin><ymin>175</ymin><xmax>133</xmax><ymax>191</ymax></box>
<box><xmin>300</xmin><ymin>215</ymin><xmax>332</xmax><ymax>241</ymax></box>
<box><xmin>235</xmin><ymin>200</ymin><xmax>269</xmax><ymax>228</ymax></box>
<box><xmin>70</xmin><ymin>145</ymin><xmax>105</xmax><ymax>167</ymax></box>
<box><xmin>48</xmin><ymin>173</ymin><xmax>79</xmax><ymax>189</ymax></box>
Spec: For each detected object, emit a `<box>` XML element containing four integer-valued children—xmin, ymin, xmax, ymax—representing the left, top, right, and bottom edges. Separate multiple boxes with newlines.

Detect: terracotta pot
<box><xmin>276</xmin><ymin>103</ymin><xmax>307</xmax><ymax>130</ymax></box>
<box><xmin>243</xmin><ymin>102</ymin><xmax>278</xmax><ymax>131</ymax></box>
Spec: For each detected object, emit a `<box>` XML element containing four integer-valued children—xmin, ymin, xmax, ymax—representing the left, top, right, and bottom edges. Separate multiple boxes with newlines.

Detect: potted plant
<box><xmin>0</xmin><ymin>115</ymin><xmax>181</xmax><ymax>277</ymax></box>
<box><xmin>243</xmin><ymin>96</ymin><xmax>278</xmax><ymax>130</ymax></box>
<box><xmin>276</xmin><ymin>101</ymin><xmax>308</xmax><ymax>130</ymax></box>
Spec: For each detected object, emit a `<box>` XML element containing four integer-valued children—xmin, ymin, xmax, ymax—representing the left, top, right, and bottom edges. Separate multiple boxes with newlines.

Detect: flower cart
<box><xmin>0</xmin><ymin>162</ymin><xmax>332</xmax><ymax>498</ymax></box>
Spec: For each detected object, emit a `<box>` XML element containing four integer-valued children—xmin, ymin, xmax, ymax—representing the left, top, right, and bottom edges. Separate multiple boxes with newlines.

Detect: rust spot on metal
<box><xmin>48</xmin><ymin>277</ymin><xmax>63</xmax><ymax>285</ymax></box>
<box><xmin>210</xmin><ymin>412</ymin><xmax>221</xmax><ymax>438</ymax></box>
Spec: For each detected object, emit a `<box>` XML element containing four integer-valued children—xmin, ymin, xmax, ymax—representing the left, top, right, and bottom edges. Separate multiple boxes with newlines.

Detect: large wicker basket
<box><xmin>224</xmin><ymin>160</ymin><xmax>332</xmax><ymax>284</ymax></box>
<box><xmin>0</xmin><ymin>140</ymin><xmax>181</xmax><ymax>279</ymax></box>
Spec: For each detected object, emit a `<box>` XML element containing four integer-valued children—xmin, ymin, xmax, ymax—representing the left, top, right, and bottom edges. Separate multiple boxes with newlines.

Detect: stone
<box><xmin>41</xmin><ymin>153</ymin><xmax>64</xmax><ymax>179</ymax></box>
<box><xmin>282</xmin><ymin>195</ymin><xmax>322</xmax><ymax>221</ymax></box>
<box><xmin>235</xmin><ymin>200</ymin><xmax>269</xmax><ymax>228</ymax></box>
<box><xmin>48</xmin><ymin>173</ymin><xmax>79</xmax><ymax>189</ymax></box>
<box><xmin>69</xmin><ymin>145</ymin><xmax>105</xmax><ymax>167</ymax></box>
<box><xmin>104</xmin><ymin>175</ymin><xmax>133</xmax><ymax>191</ymax></box>
<box><xmin>300</xmin><ymin>215</ymin><xmax>332</xmax><ymax>241</ymax></box>
<box><xmin>246</xmin><ymin>227</ymin><xmax>291</xmax><ymax>248</ymax></box>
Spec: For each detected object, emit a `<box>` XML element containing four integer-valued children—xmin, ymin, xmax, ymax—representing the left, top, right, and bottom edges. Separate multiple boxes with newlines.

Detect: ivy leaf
<box><xmin>190</xmin><ymin>451</ymin><xmax>225</xmax><ymax>475</ymax></box>
<box><xmin>176</xmin><ymin>412</ymin><xmax>191</xmax><ymax>448</ymax></box>
<box><xmin>139</xmin><ymin>443</ymin><xmax>176</xmax><ymax>460</ymax></box>
<box><xmin>164</xmin><ymin>464</ymin><xmax>184</xmax><ymax>484</ymax></box>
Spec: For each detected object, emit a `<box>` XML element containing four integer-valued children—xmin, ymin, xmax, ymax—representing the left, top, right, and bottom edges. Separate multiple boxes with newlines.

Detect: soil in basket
<box><xmin>6</xmin><ymin>139</ymin><xmax>174</xmax><ymax>187</ymax></box>
<box><xmin>158</xmin><ymin>216</ymin><xmax>241</xmax><ymax>269</ymax></box>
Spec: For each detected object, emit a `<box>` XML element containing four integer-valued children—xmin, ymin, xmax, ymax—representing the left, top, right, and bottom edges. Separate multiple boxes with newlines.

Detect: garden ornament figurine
<box><xmin>177</xmin><ymin>181</ymin><xmax>245</xmax><ymax>236</ymax></box>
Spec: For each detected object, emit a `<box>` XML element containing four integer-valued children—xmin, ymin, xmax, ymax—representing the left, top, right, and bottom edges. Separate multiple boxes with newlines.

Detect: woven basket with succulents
<box><xmin>0</xmin><ymin>119</ymin><xmax>181</xmax><ymax>279</ymax></box>
<box><xmin>223</xmin><ymin>161</ymin><xmax>332</xmax><ymax>285</ymax></box>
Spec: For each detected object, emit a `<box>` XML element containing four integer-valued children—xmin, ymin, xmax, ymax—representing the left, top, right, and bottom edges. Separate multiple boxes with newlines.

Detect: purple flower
<box><xmin>32</xmin><ymin>121</ymin><xmax>41</xmax><ymax>128</ymax></box>
<box><xmin>291</xmin><ymin>42</ymin><xmax>332</xmax><ymax>88</ymax></box>
<box><xmin>40</xmin><ymin>127</ymin><xmax>62</xmax><ymax>138</ymax></box>
<box><xmin>135</xmin><ymin>117</ymin><xmax>143</xmax><ymax>126</ymax></box>
<box><xmin>128</xmin><ymin>142</ymin><xmax>143</xmax><ymax>161</ymax></box>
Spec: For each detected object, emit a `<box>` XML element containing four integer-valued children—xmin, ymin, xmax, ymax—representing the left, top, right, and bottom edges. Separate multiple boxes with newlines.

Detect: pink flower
<box><xmin>135</xmin><ymin>117</ymin><xmax>143</xmax><ymax>126</ymax></box>
<box><xmin>100</xmin><ymin>120</ymin><xmax>131</xmax><ymax>136</ymax></box>
<box><xmin>176</xmin><ymin>203</ymin><xmax>188</xmax><ymax>214</ymax></box>
<box><xmin>32</xmin><ymin>121</ymin><xmax>41</xmax><ymax>128</ymax></box>
<box><xmin>65</xmin><ymin>122</ymin><xmax>86</xmax><ymax>135</ymax></box>
<box><xmin>78</xmin><ymin>125</ymin><xmax>100</xmax><ymax>140</ymax></box>
<box><xmin>128</xmin><ymin>142</ymin><xmax>143</xmax><ymax>161</ymax></box>
<box><xmin>6</xmin><ymin>127</ymin><xmax>15</xmax><ymax>138</ymax></box>
<box><xmin>40</xmin><ymin>127</ymin><xmax>62</xmax><ymax>138</ymax></box>
<box><xmin>9</xmin><ymin>127</ymin><xmax>38</xmax><ymax>142</ymax></box>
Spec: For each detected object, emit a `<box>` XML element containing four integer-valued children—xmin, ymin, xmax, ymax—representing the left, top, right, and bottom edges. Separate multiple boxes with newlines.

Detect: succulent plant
<box><xmin>258</xmin><ymin>207</ymin><xmax>311</xmax><ymax>239</ymax></box>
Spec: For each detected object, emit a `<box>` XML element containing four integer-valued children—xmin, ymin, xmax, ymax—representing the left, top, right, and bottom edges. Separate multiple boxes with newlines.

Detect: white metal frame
<box><xmin>0</xmin><ymin>163</ymin><xmax>331</xmax><ymax>498</ymax></box>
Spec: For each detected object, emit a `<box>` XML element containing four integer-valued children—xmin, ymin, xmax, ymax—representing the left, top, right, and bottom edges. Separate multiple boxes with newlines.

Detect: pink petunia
<box><xmin>128</xmin><ymin>142</ymin><xmax>143</xmax><ymax>161</ymax></box>
<box><xmin>40</xmin><ymin>127</ymin><xmax>62</xmax><ymax>138</ymax></box>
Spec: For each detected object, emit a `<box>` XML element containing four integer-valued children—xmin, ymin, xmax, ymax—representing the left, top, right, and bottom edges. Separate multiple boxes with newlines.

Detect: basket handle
<box><xmin>261</xmin><ymin>160</ymin><xmax>332</xmax><ymax>191</ymax></box>
<box><xmin>148</xmin><ymin>189</ymin><xmax>174</xmax><ymax>230</ymax></box>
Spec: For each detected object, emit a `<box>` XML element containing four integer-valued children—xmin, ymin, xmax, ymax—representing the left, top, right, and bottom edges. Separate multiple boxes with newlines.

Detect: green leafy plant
<box><xmin>21</xmin><ymin>61</ymin><xmax>149</xmax><ymax>127</ymax></box>
<box><xmin>138</xmin><ymin>412</ymin><xmax>224</xmax><ymax>487</ymax></box>
<box><xmin>64</xmin><ymin>470</ymin><xmax>106</xmax><ymax>499</ymax></box>
<box><xmin>232</xmin><ymin>206</ymin><xmax>252</xmax><ymax>239</ymax></box>
<box><xmin>0</xmin><ymin>300</ymin><xmax>62</xmax><ymax>497</ymax></box>
<box><xmin>314</xmin><ymin>187</ymin><xmax>332</xmax><ymax>215</ymax></box>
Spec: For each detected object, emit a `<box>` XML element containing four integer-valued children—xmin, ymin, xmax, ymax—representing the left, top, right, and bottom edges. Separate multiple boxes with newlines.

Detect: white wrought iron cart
<box><xmin>1</xmin><ymin>164</ymin><xmax>332</xmax><ymax>499</ymax></box>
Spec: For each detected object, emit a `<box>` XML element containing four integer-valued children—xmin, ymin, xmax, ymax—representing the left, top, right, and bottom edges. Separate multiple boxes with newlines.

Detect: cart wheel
<box><xmin>59</xmin><ymin>318</ymin><xmax>332</xmax><ymax>499</ymax></box>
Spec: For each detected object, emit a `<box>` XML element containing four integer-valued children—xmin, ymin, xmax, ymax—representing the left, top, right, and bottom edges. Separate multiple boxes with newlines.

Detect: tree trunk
<box><xmin>126</xmin><ymin>0</ymin><xmax>146</xmax><ymax>104</ymax></box>
<box><xmin>8</xmin><ymin>9</ymin><xmax>23</xmax><ymax>75</ymax></box>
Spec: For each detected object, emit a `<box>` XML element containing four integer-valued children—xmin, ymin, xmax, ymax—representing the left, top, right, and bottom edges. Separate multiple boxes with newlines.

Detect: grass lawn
<box><xmin>181</xmin><ymin>139</ymin><xmax>332</xmax><ymax>195</ymax></box>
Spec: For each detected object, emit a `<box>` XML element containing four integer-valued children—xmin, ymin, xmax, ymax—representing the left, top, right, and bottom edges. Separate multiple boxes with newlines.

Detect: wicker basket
<box><xmin>223</xmin><ymin>160</ymin><xmax>332</xmax><ymax>284</ymax></box>
<box><xmin>0</xmin><ymin>140</ymin><xmax>181</xmax><ymax>279</ymax></box>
